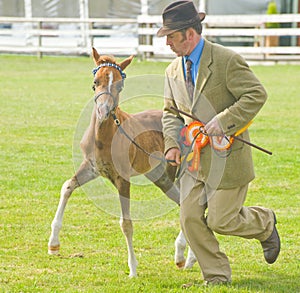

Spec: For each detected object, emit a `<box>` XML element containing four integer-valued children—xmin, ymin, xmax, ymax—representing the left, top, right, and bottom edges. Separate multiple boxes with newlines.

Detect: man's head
<box><xmin>157</xmin><ymin>1</ymin><xmax>205</xmax><ymax>37</ymax></box>
<box><xmin>157</xmin><ymin>1</ymin><xmax>205</xmax><ymax>56</ymax></box>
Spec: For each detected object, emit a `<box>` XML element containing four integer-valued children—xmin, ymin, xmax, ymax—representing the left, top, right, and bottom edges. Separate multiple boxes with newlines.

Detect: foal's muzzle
<box><xmin>94</xmin><ymin>91</ymin><xmax>117</xmax><ymax>122</ymax></box>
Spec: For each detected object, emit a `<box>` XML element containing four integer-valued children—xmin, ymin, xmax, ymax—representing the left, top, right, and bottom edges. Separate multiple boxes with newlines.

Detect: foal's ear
<box><xmin>92</xmin><ymin>47</ymin><xmax>100</xmax><ymax>64</ymax></box>
<box><xmin>119</xmin><ymin>55</ymin><xmax>134</xmax><ymax>71</ymax></box>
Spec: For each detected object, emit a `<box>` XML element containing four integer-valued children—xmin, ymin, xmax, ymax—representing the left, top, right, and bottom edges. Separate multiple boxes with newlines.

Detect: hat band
<box><xmin>163</xmin><ymin>16</ymin><xmax>200</xmax><ymax>31</ymax></box>
<box><xmin>163</xmin><ymin>22</ymin><xmax>195</xmax><ymax>32</ymax></box>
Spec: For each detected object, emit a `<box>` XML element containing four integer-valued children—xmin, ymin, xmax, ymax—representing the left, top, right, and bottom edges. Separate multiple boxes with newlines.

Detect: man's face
<box><xmin>166</xmin><ymin>31</ymin><xmax>189</xmax><ymax>56</ymax></box>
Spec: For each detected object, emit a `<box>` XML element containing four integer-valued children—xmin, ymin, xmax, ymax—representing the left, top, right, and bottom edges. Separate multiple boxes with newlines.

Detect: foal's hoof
<box><xmin>48</xmin><ymin>245</ymin><xmax>60</xmax><ymax>255</ymax></box>
<box><xmin>129</xmin><ymin>273</ymin><xmax>137</xmax><ymax>278</ymax></box>
<box><xmin>176</xmin><ymin>260</ymin><xmax>186</xmax><ymax>269</ymax></box>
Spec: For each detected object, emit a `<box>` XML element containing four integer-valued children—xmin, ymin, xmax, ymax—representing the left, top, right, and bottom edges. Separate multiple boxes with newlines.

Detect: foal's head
<box><xmin>92</xmin><ymin>47</ymin><xmax>133</xmax><ymax>123</ymax></box>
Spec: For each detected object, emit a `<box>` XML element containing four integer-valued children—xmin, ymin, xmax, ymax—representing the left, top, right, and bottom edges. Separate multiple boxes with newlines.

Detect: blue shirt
<box><xmin>183</xmin><ymin>37</ymin><xmax>205</xmax><ymax>84</ymax></box>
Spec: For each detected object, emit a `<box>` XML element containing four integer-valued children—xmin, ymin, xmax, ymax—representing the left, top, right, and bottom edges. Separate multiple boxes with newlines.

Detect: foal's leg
<box><xmin>174</xmin><ymin>230</ymin><xmax>187</xmax><ymax>269</ymax></box>
<box><xmin>174</xmin><ymin>230</ymin><xmax>197</xmax><ymax>269</ymax></box>
<box><xmin>185</xmin><ymin>246</ymin><xmax>197</xmax><ymax>269</ymax></box>
<box><xmin>117</xmin><ymin>180</ymin><xmax>138</xmax><ymax>277</ymax></box>
<box><xmin>48</xmin><ymin>159</ymin><xmax>98</xmax><ymax>254</ymax></box>
<box><xmin>145</xmin><ymin>162</ymin><xmax>180</xmax><ymax>204</ymax></box>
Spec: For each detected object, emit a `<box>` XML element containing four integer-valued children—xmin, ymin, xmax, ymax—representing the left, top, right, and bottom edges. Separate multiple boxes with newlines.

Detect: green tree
<box><xmin>266</xmin><ymin>1</ymin><xmax>280</xmax><ymax>28</ymax></box>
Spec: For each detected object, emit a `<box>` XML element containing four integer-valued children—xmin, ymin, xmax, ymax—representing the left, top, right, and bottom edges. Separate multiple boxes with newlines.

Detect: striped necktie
<box><xmin>185</xmin><ymin>59</ymin><xmax>194</xmax><ymax>99</ymax></box>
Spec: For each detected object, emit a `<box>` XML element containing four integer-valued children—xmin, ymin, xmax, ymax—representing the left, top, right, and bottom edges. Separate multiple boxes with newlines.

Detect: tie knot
<box><xmin>186</xmin><ymin>59</ymin><xmax>192</xmax><ymax>71</ymax></box>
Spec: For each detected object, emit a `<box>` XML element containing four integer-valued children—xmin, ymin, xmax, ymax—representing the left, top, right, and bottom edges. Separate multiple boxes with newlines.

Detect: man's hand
<box><xmin>204</xmin><ymin>116</ymin><xmax>223</xmax><ymax>136</ymax></box>
<box><xmin>165</xmin><ymin>147</ymin><xmax>181</xmax><ymax>166</ymax></box>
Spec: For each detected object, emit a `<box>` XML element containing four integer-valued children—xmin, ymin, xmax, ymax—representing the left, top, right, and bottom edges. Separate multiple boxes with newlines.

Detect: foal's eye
<box><xmin>115</xmin><ymin>80</ymin><xmax>123</xmax><ymax>91</ymax></box>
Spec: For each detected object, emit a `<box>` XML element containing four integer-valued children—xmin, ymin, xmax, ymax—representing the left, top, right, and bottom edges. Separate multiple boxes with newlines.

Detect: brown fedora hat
<box><xmin>157</xmin><ymin>0</ymin><xmax>206</xmax><ymax>37</ymax></box>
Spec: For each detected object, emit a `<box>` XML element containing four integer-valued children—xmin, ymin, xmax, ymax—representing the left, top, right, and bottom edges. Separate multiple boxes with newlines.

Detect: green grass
<box><xmin>0</xmin><ymin>54</ymin><xmax>299</xmax><ymax>292</ymax></box>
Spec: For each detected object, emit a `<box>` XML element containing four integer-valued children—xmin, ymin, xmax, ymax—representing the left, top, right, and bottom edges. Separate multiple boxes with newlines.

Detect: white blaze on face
<box><xmin>108</xmin><ymin>71</ymin><xmax>114</xmax><ymax>93</ymax></box>
<box><xmin>96</xmin><ymin>70</ymin><xmax>114</xmax><ymax>122</ymax></box>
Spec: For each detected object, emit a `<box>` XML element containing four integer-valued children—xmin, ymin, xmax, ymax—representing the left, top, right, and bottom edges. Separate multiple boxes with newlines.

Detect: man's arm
<box><xmin>162</xmin><ymin>74</ymin><xmax>185</xmax><ymax>165</ymax></box>
<box><xmin>214</xmin><ymin>54</ymin><xmax>267</xmax><ymax>136</ymax></box>
<box><xmin>162</xmin><ymin>73</ymin><xmax>185</xmax><ymax>147</ymax></box>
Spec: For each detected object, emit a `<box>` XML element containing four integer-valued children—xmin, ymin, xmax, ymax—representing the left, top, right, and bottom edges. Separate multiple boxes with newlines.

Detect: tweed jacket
<box><xmin>162</xmin><ymin>39</ymin><xmax>267</xmax><ymax>189</ymax></box>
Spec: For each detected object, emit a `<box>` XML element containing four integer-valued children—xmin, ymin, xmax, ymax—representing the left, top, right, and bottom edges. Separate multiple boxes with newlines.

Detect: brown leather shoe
<box><xmin>261</xmin><ymin>213</ymin><xmax>280</xmax><ymax>264</ymax></box>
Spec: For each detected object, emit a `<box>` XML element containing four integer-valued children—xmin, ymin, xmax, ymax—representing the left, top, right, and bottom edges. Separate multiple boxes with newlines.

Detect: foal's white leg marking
<box><xmin>119</xmin><ymin>195</ymin><xmax>138</xmax><ymax>277</ymax></box>
<box><xmin>48</xmin><ymin>178</ymin><xmax>77</xmax><ymax>254</ymax></box>
<box><xmin>185</xmin><ymin>246</ymin><xmax>197</xmax><ymax>269</ymax></box>
<box><xmin>175</xmin><ymin>230</ymin><xmax>187</xmax><ymax>269</ymax></box>
<box><xmin>174</xmin><ymin>230</ymin><xmax>197</xmax><ymax>269</ymax></box>
<box><xmin>120</xmin><ymin>218</ymin><xmax>138</xmax><ymax>277</ymax></box>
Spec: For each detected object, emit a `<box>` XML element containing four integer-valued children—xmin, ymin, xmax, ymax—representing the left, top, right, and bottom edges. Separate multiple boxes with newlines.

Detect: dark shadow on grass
<box><xmin>232</xmin><ymin>275</ymin><xmax>298</xmax><ymax>292</ymax></box>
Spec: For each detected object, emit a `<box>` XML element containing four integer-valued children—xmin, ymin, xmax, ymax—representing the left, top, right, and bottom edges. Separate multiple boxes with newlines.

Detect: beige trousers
<box><xmin>180</xmin><ymin>172</ymin><xmax>274</xmax><ymax>283</ymax></box>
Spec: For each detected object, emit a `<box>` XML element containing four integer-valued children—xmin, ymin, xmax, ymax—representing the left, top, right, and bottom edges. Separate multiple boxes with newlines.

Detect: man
<box><xmin>157</xmin><ymin>0</ymin><xmax>280</xmax><ymax>286</ymax></box>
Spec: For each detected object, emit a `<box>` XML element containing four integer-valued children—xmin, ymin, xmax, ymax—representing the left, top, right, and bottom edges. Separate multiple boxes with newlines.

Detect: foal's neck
<box><xmin>96</xmin><ymin>107</ymin><xmax>131</xmax><ymax>141</ymax></box>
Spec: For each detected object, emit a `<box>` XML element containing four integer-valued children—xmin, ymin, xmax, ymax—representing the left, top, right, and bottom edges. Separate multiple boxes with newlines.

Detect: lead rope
<box><xmin>111</xmin><ymin>110</ymin><xmax>233</xmax><ymax>179</ymax></box>
<box><xmin>175</xmin><ymin>130</ymin><xmax>202</xmax><ymax>180</ymax></box>
<box><xmin>111</xmin><ymin>111</ymin><xmax>176</xmax><ymax>164</ymax></box>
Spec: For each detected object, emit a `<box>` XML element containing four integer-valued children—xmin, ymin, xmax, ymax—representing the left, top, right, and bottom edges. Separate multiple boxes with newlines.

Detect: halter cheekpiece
<box><xmin>92</xmin><ymin>63</ymin><xmax>126</xmax><ymax>80</ymax></box>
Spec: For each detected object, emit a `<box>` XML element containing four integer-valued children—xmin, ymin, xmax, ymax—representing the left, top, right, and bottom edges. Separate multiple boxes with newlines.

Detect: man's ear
<box><xmin>186</xmin><ymin>28</ymin><xmax>194</xmax><ymax>40</ymax></box>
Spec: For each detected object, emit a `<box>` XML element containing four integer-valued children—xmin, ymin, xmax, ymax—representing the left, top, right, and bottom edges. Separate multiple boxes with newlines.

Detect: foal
<box><xmin>48</xmin><ymin>48</ymin><xmax>196</xmax><ymax>277</ymax></box>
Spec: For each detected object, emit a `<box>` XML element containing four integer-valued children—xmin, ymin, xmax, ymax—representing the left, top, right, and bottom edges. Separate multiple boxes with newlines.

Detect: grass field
<box><xmin>0</xmin><ymin>53</ymin><xmax>299</xmax><ymax>293</ymax></box>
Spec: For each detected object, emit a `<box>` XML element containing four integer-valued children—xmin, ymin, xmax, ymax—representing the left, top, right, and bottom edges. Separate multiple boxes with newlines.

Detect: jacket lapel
<box><xmin>172</xmin><ymin>41</ymin><xmax>213</xmax><ymax>109</ymax></box>
<box><xmin>193</xmin><ymin>40</ymin><xmax>213</xmax><ymax>107</ymax></box>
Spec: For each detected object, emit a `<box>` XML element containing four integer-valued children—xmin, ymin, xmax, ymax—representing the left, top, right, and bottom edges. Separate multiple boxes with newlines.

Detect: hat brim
<box><xmin>157</xmin><ymin>12</ymin><xmax>206</xmax><ymax>37</ymax></box>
